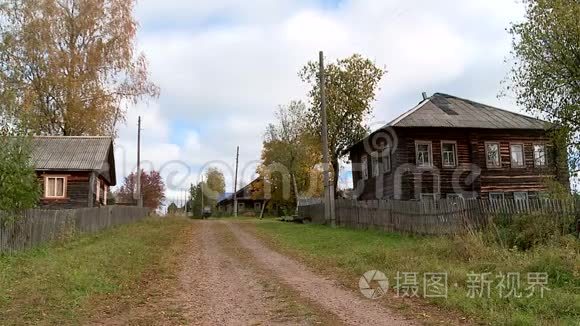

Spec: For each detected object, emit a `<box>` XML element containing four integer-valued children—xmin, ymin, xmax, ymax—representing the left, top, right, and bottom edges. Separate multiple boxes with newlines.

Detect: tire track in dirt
<box><xmin>223</xmin><ymin>221</ymin><xmax>415</xmax><ymax>326</ymax></box>
<box><xmin>176</xmin><ymin>220</ymin><xmax>330</xmax><ymax>325</ymax></box>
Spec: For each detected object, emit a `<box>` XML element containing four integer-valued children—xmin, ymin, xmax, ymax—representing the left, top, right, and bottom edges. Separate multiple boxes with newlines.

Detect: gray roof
<box><xmin>31</xmin><ymin>136</ymin><xmax>116</xmax><ymax>185</ymax></box>
<box><xmin>388</xmin><ymin>93</ymin><xmax>549</xmax><ymax>129</ymax></box>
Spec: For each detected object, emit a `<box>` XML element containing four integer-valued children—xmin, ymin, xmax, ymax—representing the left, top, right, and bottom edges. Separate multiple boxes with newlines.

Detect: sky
<box><xmin>113</xmin><ymin>0</ymin><xmax>527</xmax><ymax>207</ymax></box>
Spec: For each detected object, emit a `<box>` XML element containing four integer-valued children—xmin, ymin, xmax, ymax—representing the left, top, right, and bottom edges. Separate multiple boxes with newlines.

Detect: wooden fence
<box><xmin>298</xmin><ymin>198</ymin><xmax>580</xmax><ymax>235</ymax></box>
<box><xmin>0</xmin><ymin>206</ymin><xmax>150</xmax><ymax>254</ymax></box>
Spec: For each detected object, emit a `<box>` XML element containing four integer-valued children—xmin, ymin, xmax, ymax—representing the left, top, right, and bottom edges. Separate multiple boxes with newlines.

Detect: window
<box><xmin>514</xmin><ymin>192</ymin><xmax>529</xmax><ymax>201</ymax></box>
<box><xmin>510</xmin><ymin>144</ymin><xmax>525</xmax><ymax>168</ymax></box>
<box><xmin>361</xmin><ymin>154</ymin><xmax>369</xmax><ymax>180</ymax></box>
<box><xmin>441</xmin><ymin>141</ymin><xmax>457</xmax><ymax>168</ymax></box>
<box><xmin>45</xmin><ymin>176</ymin><xmax>66</xmax><ymax>198</ymax></box>
<box><xmin>533</xmin><ymin>144</ymin><xmax>547</xmax><ymax>167</ymax></box>
<box><xmin>489</xmin><ymin>192</ymin><xmax>505</xmax><ymax>201</ymax></box>
<box><xmin>514</xmin><ymin>192</ymin><xmax>529</xmax><ymax>209</ymax></box>
<box><xmin>415</xmin><ymin>141</ymin><xmax>432</xmax><ymax>167</ymax></box>
<box><xmin>420</xmin><ymin>193</ymin><xmax>438</xmax><ymax>201</ymax></box>
<box><xmin>371</xmin><ymin>151</ymin><xmax>380</xmax><ymax>177</ymax></box>
<box><xmin>254</xmin><ymin>202</ymin><xmax>262</xmax><ymax>211</ymax></box>
<box><xmin>96</xmin><ymin>179</ymin><xmax>101</xmax><ymax>202</ymax></box>
<box><xmin>447</xmin><ymin>193</ymin><xmax>463</xmax><ymax>200</ymax></box>
<box><xmin>381</xmin><ymin>146</ymin><xmax>391</xmax><ymax>173</ymax></box>
<box><xmin>485</xmin><ymin>142</ymin><xmax>501</xmax><ymax>168</ymax></box>
<box><xmin>447</xmin><ymin>193</ymin><xmax>464</xmax><ymax>205</ymax></box>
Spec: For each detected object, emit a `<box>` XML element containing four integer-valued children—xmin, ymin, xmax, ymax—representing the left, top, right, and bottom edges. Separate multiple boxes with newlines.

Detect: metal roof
<box><xmin>388</xmin><ymin>93</ymin><xmax>549</xmax><ymax>129</ymax></box>
<box><xmin>31</xmin><ymin>136</ymin><xmax>116</xmax><ymax>185</ymax></box>
<box><xmin>344</xmin><ymin>93</ymin><xmax>551</xmax><ymax>155</ymax></box>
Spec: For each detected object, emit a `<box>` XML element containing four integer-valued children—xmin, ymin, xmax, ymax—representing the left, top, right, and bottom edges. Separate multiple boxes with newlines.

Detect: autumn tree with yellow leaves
<box><xmin>0</xmin><ymin>0</ymin><xmax>159</xmax><ymax>136</ymax></box>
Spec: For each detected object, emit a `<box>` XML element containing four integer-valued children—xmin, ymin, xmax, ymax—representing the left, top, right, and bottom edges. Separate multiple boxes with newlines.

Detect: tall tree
<box><xmin>204</xmin><ymin>167</ymin><xmax>226</xmax><ymax>207</ymax></box>
<box><xmin>259</xmin><ymin>101</ymin><xmax>323</xmax><ymax>210</ymax></box>
<box><xmin>507</xmin><ymin>0</ymin><xmax>580</xmax><ymax>173</ymax></box>
<box><xmin>188</xmin><ymin>182</ymin><xmax>204</xmax><ymax>217</ymax></box>
<box><xmin>0</xmin><ymin>0</ymin><xmax>159</xmax><ymax>136</ymax></box>
<box><xmin>300</xmin><ymin>54</ymin><xmax>386</xmax><ymax>195</ymax></box>
<box><xmin>188</xmin><ymin>168</ymin><xmax>226</xmax><ymax>217</ymax></box>
<box><xmin>116</xmin><ymin>170</ymin><xmax>165</xmax><ymax>210</ymax></box>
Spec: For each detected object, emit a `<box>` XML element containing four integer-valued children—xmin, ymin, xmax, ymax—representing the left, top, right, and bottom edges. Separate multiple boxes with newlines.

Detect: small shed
<box><xmin>31</xmin><ymin>136</ymin><xmax>116</xmax><ymax>209</ymax></box>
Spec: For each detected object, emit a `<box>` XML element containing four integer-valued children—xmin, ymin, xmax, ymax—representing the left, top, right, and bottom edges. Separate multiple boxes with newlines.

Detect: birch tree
<box><xmin>0</xmin><ymin>0</ymin><xmax>159</xmax><ymax>135</ymax></box>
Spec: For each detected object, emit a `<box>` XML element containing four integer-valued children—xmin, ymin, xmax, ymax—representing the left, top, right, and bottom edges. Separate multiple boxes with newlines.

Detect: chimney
<box><xmin>422</xmin><ymin>92</ymin><xmax>428</xmax><ymax>100</ymax></box>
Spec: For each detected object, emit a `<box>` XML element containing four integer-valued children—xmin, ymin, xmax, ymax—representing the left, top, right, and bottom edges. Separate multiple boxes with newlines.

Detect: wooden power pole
<box><xmin>319</xmin><ymin>51</ymin><xmax>336</xmax><ymax>227</ymax></box>
<box><xmin>233</xmin><ymin>146</ymin><xmax>240</xmax><ymax>217</ymax></box>
<box><xmin>136</xmin><ymin>116</ymin><xmax>143</xmax><ymax>207</ymax></box>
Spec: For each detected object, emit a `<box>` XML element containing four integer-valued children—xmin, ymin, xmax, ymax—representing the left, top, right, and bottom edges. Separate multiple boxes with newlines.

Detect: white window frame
<box><xmin>104</xmin><ymin>185</ymin><xmax>108</xmax><ymax>205</ymax></box>
<box><xmin>420</xmin><ymin>193</ymin><xmax>439</xmax><ymax>201</ymax></box>
<box><xmin>96</xmin><ymin>179</ymin><xmax>101</xmax><ymax>202</ymax></box>
<box><xmin>415</xmin><ymin>141</ymin><xmax>433</xmax><ymax>168</ymax></box>
<box><xmin>361</xmin><ymin>154</ymin><xmax>369</xmax><ymax>180</ymax></box>
<box><xmin>381</xmin><ymin>145</ymin><xmax>391</xmax><ymax>173</ymax></box>
<box><xmin>485</xmin><ymin>142</ymin><xmax>501</xmax><ymax>168</ymax></box>
<box><xmin>514</xmin><ymin>192</ymin><xmax>529</xmax><ymax>201</ymax></box>
<box><xmin>441</xmin><ymin>141</ymin><xmax>458</xmax><ymax>168</ymax></box>
<box><xmin>510</xmin><ymin>143</ymin><xmax>525</xmax><ymax>168</ymax></box>
<box><xmin>489</xmin><ymin>192</ymin><xmax>505</xmax><ymax>201</ymax></box>
<box><xmin>254</xmin><ymin>202</ymin><xmax>262</xmax><ymax>211</ymax></box>
<box><xmin>44</xmin><ymin>175</ymin><xmax>67</xmax><ymax>199</ymax></box>
<box><xmin>533</xmin><ymin>144</ymin><xmax>547</xmax><ymax>167</ymax></box>
<box><xmin>447</xmin><ymin>193</ymin><xmax>464</xmax><ymax>200</ymax></box>
<box><xmin>371</xmin><ymin>151</ymin><xmax>380</xmax><ymax>177</ymax></box>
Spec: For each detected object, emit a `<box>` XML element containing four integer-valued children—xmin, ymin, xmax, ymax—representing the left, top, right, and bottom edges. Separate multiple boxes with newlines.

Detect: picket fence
<box><xmin>298</xmin><ymin>198</ymin><xmax>579</xmax><ymax>235</ymax></box>
<box><xmin>0</xmin><ymin>206</ymin><xmax>150</xmax><ymax>254</ymax></box>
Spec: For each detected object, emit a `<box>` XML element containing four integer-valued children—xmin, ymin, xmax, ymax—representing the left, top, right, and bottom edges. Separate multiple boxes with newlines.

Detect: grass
<box><xmin>252</xmin><ymin>219</ymin><xmax>580</xmax><ymax>325</ymax></box>
<box><xmin>0</xmin><ymin>217</ymin><xmax>191</xmax><ymax>325</ymax></box>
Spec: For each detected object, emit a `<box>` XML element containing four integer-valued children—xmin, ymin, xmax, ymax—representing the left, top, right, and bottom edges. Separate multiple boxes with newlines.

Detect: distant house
<box><xmin>345</xmin><ymin>93</ymin><xmax>569</xmax><ymax>201</ymax></box>
<box><xmin>216</xmin><ymin>177</ymin><xmax>266</xmax><ymax>215</ymax></box>
<box><xmin>31</xmin><ymin>136</ymin><xmax>116</xmax><ymax>209</ymax></box>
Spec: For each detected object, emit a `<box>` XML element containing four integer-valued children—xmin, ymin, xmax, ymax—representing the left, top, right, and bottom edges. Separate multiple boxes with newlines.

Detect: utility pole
<box><xmin>319</xmin><ymin>51</ymin><xmax>336</xmax><ymax>227</ymax></box>
<box><xmin>136</xmin><ymin>116</ymin><xmax>143</xmax><ymax>207</ymax></box>
<box><xmin>233</xmin><ymin>146</ymin><xmax>239</xmax><ymax>217</ymax></box>
<box><xmin>184</xmin><ymin>189</ymin><xmax>188</xmax><ymax>216</ymax></box>
<box><xmin>200</xmin><ymin>176</ymin><xmax>205</xmax><ymax>218</ymax></box>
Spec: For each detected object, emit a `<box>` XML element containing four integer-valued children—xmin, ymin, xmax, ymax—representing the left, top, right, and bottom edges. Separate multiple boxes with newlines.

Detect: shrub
<box><xmin>0</xmin><ymin>135</ymin><xmax>39</xmax><ymax>219</ymax></box>
<box><xmin>487</xmin><ymin>213</ymin><xmax>576</xmax><ymax>251</ymax></box>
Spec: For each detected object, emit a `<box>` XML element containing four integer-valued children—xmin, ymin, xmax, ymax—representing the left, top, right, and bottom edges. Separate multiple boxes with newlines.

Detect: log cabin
<box><xmin>216</xmin><ymin>177</ymin><xmax>267</xmax><ymax>216</ymax></box>
<box><xmin>346</xmin><ymin>93</ymin><xmax>569</xmax><ymax>201</ymax></box>
<box><xmin>31</xmin><ymin>136</ymin><xmax>117</xmax><ymax>209</ymax></box>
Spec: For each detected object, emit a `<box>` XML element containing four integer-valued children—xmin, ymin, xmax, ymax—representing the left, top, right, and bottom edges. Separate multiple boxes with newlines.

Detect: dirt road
<box><xmin>172</xmin><ymin>220</ymin><xmax>414</xmax><ymax>325</ymax></box>
<box><xmin>93</xmin><ymin>219</ymin><xmax>416</xmax><ymax>325</ymax></box>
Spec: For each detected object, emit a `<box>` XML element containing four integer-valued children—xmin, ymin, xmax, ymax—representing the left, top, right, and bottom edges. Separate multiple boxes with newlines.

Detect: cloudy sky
<box><xmin>114</xmin><ymin>0</ymin><xmax>526</xmax><ymax>206</ymax></box>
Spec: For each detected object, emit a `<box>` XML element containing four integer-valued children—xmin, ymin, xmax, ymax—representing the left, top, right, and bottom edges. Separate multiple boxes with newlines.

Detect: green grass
<box><xmin>252</xmin><ymin>220</ymin><xmax>580</xmax><ymax>325</ymax></box>
<box><xmin>0</xmin><ymin>217</ymin><xmax>191</xmax><ymax>325</ymax></box>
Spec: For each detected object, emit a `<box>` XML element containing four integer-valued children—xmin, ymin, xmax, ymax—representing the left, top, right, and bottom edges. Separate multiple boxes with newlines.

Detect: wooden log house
<box><xmin>346</xmin><ymin>93</ymin><xmax>569</xmax><ymax>201</ymax></box>
<box><xmin>31</xmin><ymin>136</ymin><xmax>117</xmax><ymax>209</ymax></box>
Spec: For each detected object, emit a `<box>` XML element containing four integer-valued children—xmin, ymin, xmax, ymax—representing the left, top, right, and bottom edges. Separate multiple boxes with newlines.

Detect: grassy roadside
<box><xmin>250</xmin><ymin>219</ymin><xmax>579</xmax><ymax>325</ymax></box>
<box><xmin>0</xmin><ymin>217</ymin><xmax>191</xmax><ymax>325</ymax></box>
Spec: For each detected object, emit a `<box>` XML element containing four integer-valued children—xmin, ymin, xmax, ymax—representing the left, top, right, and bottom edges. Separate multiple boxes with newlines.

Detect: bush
<box><xmin>489</xmin><ymin>213</ymin><xmax>576</xmax><ymax>251</ymax></box>
<box><xmin>0</xmin><ymin>135</ymin><xmax>39</xmax><ymax>218</ymax></box>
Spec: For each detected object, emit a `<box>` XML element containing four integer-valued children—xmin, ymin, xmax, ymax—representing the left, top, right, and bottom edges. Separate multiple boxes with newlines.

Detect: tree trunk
<box><xmin>259</xmin><ymin>199</ymin><xmax>269</xmax><ymax>219</ymax></box>
<box><xmin>291</xmin><ymin>173</ymin><xmax>299</xmax><ymax>215</ymax></box>
<box><xmin>332</xmin><ymin>158</ymin><xmax>340</xmax><ymax>199</ymax></box>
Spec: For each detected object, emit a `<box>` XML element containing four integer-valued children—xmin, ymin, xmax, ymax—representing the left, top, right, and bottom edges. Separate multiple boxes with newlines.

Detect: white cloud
<box><xmin>113</xmin><ymin>0</ymin><xmax>527</xmax><ymax>202</ymax></box>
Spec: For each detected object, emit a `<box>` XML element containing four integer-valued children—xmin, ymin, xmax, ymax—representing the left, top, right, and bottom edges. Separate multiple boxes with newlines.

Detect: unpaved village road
<box><xmin>94</xmin><ymin>219</ymin><xmax>418</xmax><ymax>325</ymax></box>
<box><xmin>174</xmin><ymin>220</ymin><xmax>414</xmax><ymax>326</ymax></box>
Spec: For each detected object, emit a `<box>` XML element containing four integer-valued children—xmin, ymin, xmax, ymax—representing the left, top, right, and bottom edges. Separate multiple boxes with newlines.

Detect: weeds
<box><xmin>254</xmin><ymin>219</ymin><xmax>580</xmax><ymax>325</ymax></box>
